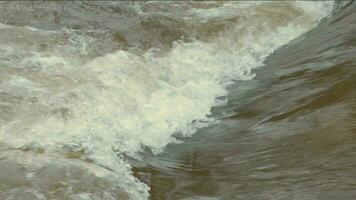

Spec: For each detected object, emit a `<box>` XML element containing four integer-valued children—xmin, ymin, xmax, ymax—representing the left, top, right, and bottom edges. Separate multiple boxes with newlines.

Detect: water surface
<box><xmin>0</xmin><ymin>1</ymin><xmax>355</xmax><ymax>200</ymax></box>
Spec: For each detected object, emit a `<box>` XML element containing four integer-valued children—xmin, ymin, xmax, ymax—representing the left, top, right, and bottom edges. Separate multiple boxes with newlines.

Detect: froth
<box><xmin>0</xmin><ymin>1</ymin><xmax>334</xmax><ymax>199</ymax></box>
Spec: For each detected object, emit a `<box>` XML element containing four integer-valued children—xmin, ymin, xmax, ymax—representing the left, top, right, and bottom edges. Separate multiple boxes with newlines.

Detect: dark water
<box><xmin>0</xmin><ymin>1</ymin><xmax>355</xmax><ymax>200</ymax></box>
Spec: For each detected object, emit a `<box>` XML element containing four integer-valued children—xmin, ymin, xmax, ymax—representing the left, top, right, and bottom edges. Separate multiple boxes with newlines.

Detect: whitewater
<box><xmin>0</xmin><ymin>1</ymin><xmax>335</xmax><ymax>199</ymax></box>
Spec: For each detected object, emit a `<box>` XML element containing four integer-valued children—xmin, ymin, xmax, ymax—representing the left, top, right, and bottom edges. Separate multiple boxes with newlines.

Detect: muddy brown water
<box><xmin>0</xmin><ymin>1</ymin><xmax>355</xmax><ymax>200</ymax></box>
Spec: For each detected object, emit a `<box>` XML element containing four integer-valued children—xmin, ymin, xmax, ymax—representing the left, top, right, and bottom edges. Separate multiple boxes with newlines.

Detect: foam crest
<box><xmin>0</xmin><ymin>2</ymin><xmax>334</xmax><ymax>199</ymax></box>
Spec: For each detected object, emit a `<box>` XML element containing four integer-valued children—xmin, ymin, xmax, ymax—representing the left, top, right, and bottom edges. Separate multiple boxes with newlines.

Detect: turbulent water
<box><xmin>0</xmin><ymin>1</ymin><xmax>355</xmax><ymax>200</ymax></box>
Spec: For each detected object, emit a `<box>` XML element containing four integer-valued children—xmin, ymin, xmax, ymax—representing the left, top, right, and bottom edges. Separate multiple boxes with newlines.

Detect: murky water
<box><xmin>0</xmin><ymin>1</ymin><xmax>355</xmax><ymax>200</ymax></box>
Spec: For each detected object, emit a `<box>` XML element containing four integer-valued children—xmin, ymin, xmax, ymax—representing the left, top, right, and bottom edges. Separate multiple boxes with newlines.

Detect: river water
<box><xmin>0</xmin><ymin>1</ymin><xmax>355</xmax><ymax>200</ymax></box>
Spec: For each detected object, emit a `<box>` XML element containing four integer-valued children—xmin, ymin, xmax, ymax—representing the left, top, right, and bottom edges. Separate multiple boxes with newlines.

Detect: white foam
<box><xmin>0</xmin><ymin>2</ymin><xmax>334</xmax><ymax>199</ymax></box>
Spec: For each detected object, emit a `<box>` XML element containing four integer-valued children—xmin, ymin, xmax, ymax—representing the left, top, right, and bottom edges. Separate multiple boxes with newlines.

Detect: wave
<box><xmin>0</xmin><ymin>1</ymin><xmax>334</xmax><ymax>199</ymax></box>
